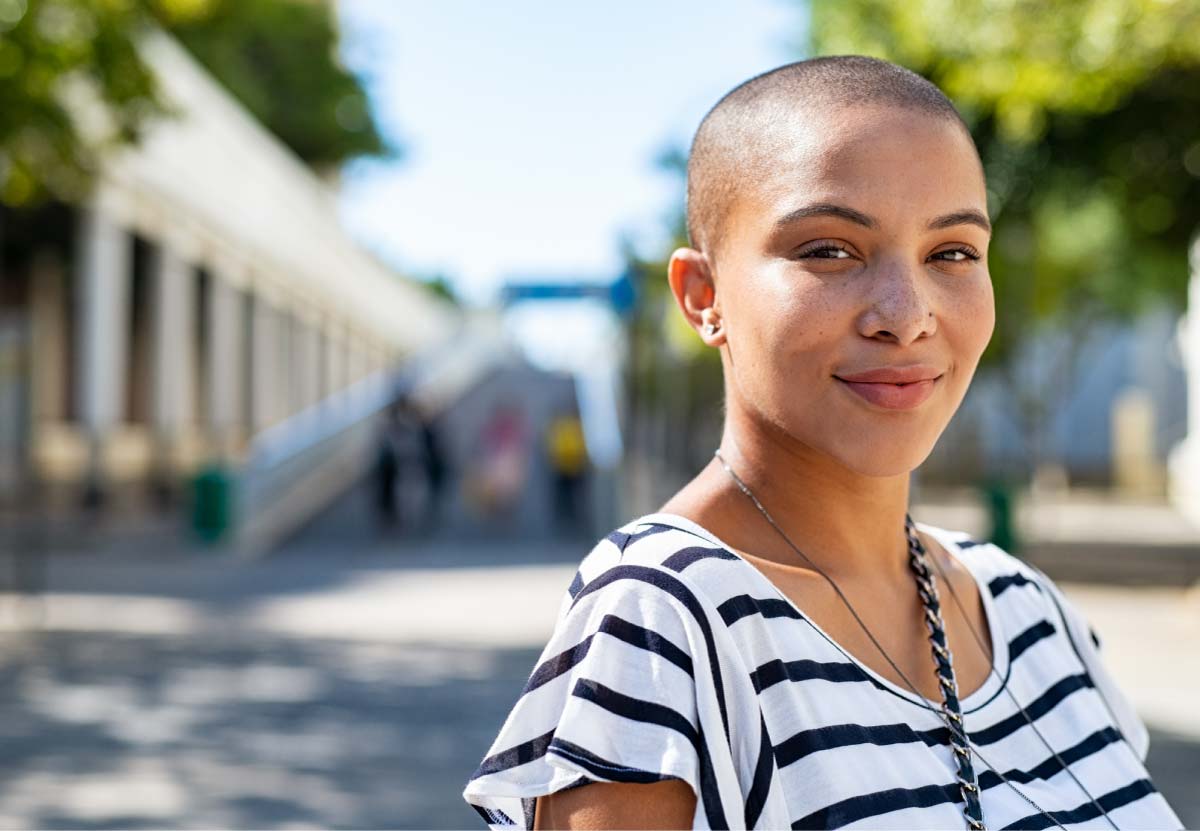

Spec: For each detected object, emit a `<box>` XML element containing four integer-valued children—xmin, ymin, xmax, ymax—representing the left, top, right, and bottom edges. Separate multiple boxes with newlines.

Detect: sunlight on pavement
<box><xmin>0</xmin><ymin>595</ymin><xmax>207</xmax><ymax>636</ymax></box>
<box><xmin>242</xmin><ymin>564</ymin><xmax>575</xmax><ymax>647</ymax></box>
<box><xmin>1062</xmin><ymin>583</ymin><xmax>1200</xmax><ymax>740</ymax></box>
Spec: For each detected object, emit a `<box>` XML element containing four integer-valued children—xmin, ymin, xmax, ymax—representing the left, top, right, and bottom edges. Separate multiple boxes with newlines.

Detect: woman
<box><xmin>463</xmin><ymin>56</ymin><xmax>1182</xmax><ymax>830</ymax></box>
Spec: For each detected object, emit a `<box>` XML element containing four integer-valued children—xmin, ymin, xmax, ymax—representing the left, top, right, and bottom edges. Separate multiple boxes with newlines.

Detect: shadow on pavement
<box><xmin>0</xmin><ymin>631</ymin><xmax>542</xmax><ymax>829</ymax></box>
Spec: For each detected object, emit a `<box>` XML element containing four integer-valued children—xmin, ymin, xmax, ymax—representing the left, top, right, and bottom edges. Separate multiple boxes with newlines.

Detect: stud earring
<box><xmin>704</xmin><ymin>321</ymin><xmax>719</xmax><ymax>337</ymax></box>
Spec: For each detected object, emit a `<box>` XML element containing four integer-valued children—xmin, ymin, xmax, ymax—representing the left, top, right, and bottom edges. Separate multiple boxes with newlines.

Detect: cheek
<box><xmin>742</xmin><ymin>265</ymin><xmax>843</xmax><ymax>360</ymax></box>
<box><xmin>958</xmin><ymin>277</ymin><xmax>995</xmax><ymax>356</ymax></box>
<box><xmin>939</xmin><ymin>276</ymin><xmax>995</xmax><ymax>382</ymax></box>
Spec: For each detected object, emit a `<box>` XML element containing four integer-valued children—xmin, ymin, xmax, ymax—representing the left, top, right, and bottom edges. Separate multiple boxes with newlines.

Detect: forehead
<box><xmin>738</xmin><ymin>103</ymin><xmax>986</xmax><ymax>224</ymax></box>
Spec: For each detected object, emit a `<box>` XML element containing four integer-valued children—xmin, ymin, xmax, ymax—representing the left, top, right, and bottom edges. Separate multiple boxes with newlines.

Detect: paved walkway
<box><xmin>0</xmin><ymin>538</ymin><xmax>572</xmax><ymax>829</ymax></box>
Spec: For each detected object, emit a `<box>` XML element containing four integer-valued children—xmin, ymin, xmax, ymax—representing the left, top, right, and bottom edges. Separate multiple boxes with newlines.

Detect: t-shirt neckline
<box><xmin>630</xmin><ymin>511</ymin><xmax>1011</xmax><ymax>715</ymax></box>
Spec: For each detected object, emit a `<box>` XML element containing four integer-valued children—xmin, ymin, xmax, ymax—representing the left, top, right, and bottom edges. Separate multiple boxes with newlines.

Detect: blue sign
<box><xmin>501</xmin><ymin>271</ymin><xmax>637</xmax><ymax>317</ymax></box>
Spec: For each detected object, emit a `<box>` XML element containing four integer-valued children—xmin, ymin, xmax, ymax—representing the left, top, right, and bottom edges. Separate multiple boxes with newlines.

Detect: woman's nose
<box><xmin>857</xmin><ymin>260</ymin><xmax>937</xmax><ymax>346</ymax></box>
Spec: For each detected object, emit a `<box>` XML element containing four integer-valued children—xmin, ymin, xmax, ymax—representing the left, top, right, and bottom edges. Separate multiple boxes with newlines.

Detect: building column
<box><xmin>336</xmin><ymin>324</ymin><xmax>352</xmax><ymax>389</ymax></box>
<box><xmin>321</xmin><ymin>318</ymin><xmax>343</xmax><ymax>399</ymax></box>
<box><xmin>309</xmin><ymin>322</ymin><xmax>323</xmax><ymax>405</ymax></box>
<box><xmin>299</xmin><ymin>316</ymin><xmax>320</xmax><ymax>409</ymax></box>
<box><xmin>75</xmin><ymin>206</ymin><xmax>131</xmax><ymax>502</ymax></box>
<box><xmin>237</xmin><ymin>289</ymin><xmax>253</xmax><ymax>439</ymax></box>
<box><xmin>367</xmin><ymin>339</ymin><xmax>381</xmax><ymax>377</ymax></box>
<box><xmin>150</xmin><ymin>242</ymin><xmax>195</xmax><ymax>476</ymax></box>
<box><xmin>249</xmin><ymin>296</ymin><xmax>277</xmax><ymax>433</ymax></box>
<box><xmin>29</xmin><ymin>251</ymin><xmax>68</xmax><ymax>423</ymax></box>
<box><xmin>348</xmin><ymin>336</ymin><xmax>367</xmax><ymax>384</ymax></box>
<box><xmin>278</xmin><ymin>309</ymin><xmax>297</xmax><ymax>421</ymax></box>
<box><xmin>317</xmin><ymin>321</ymin><xmax>332</xmax><ymax>401</ymax></box>
<box><xmin>206</xmin><ymin>274</ymin><xmax>241</xmax><ymax>455</ymax></box>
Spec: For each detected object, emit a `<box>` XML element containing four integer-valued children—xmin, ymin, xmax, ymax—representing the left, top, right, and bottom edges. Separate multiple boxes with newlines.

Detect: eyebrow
<box><xmin>773</xmin><ymin>203</ymin><xmax>992</xmax><ymax>234</ymax></box>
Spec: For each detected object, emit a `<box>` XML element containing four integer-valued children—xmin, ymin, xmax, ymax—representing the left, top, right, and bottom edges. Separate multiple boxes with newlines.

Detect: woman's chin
<box><xmin>827</xmin><ymin>433</ymin><xmax>939</xmax><ymax>479</ymax></box>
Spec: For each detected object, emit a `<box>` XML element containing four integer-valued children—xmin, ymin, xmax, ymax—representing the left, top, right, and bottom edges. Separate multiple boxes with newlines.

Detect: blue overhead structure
<box><xmin>500</xmin><ymin>271</ymin><xmax>637</xmax><ymax>317</ymax></box>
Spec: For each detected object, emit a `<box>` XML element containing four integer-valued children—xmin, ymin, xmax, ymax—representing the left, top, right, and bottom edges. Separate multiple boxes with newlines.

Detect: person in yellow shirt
<box><xmin>546</xmin><ymin>410</ymin><xmax>588</xmax><ymax>536</ymax></box>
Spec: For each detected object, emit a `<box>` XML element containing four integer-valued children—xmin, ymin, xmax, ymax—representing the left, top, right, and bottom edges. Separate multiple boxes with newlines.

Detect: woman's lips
<box><xmin>835</xmin><ymin>376</ymin><xmax>940</xmax><ymax>410</ymax></box>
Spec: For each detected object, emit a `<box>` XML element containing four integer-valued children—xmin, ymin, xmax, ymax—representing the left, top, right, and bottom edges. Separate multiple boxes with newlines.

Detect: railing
<box><xmin>234</xmin><ymin>363</ymin><xmax>413</xmax><ymax>556</ymax></box>
<box><xmin>232</xmin><ymin>324</ymin><xmax>498</xmax><ymax>555</ymax></box>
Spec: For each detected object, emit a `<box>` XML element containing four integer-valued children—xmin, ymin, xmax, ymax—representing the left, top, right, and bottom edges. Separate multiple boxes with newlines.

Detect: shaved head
<box><xmin>686</xmin><ymin>56</ymin><xmax>975</xmax><ymax>258</ymax></box>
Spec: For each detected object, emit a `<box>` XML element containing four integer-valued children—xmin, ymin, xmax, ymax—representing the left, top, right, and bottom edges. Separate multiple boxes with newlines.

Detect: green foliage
<box><xmin>0</xmin><ymin>0</ymin><xmax>389</xmax><ymax>207</ymax></box>
<box><xmin>811</xmin><ymin>0</ymin><xmax>1200</xmax><ymax>140</ymax></box>
<box><xmin>161</xmin><ymin>0</ymin><xmax>393</xmax><ymax>169</ymax></box>
<box><xmin>0</xmin><ymin>0</ymin><xmax>167</xmax><ymax>205</ymax></box>
<box><xmin>420</xmin><ymin>273</ymin><xmax>461</xmax><ymax>307</ymax></box>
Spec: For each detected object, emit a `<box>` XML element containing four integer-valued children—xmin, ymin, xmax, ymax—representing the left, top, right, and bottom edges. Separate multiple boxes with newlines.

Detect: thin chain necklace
<box><xmin>713</xmin><ymin>449</ymin><xmax>1117</xmax><ymax>831</ymax></box>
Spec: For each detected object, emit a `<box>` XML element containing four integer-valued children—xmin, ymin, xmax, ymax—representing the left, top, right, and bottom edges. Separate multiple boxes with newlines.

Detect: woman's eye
<box><xmin>799</xmin><ymin>245</ymin><xmax>852</xmax><ymax>259</ymax></box>
<box><xmin>930</xmin><ymin>247</ymin><xmax>980</xmax><ymax>263</ymax></box>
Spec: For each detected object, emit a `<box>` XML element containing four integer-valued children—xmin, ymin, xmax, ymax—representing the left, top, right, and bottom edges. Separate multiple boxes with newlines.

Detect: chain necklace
<box><xmin>903</xmin><ymin>517</ymin><xmax>986</xmax><ymax>828</ymax></box>
<box><xmin>713</xmin><ymin>449</ymin><xmax>1119</xmax><ymax>831</ymax></box>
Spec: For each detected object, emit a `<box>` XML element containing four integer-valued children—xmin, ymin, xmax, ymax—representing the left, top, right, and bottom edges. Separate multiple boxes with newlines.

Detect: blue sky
<box><xmin>337</xmin><ymin>0</ymin><xmax>804</xmax><ymax>306</ymax></box>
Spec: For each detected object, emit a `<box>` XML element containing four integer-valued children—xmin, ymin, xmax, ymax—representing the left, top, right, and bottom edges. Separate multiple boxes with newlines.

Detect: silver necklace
<box><xmin>713</xmin><ymin>449</ymin><xmax>1117</xmax><ymax>831</ymax></box>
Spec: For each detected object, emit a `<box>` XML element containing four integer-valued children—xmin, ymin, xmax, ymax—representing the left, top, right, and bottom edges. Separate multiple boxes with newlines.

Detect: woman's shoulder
<box><xmin>564</xmin><ymin>513</ymin><xmax>757</xmax><ymax>614</ymax></box>
<box><xmin>918</xmin><ymin>521</ymin><xmax>1047</xmax><ymax>596</ymax></box>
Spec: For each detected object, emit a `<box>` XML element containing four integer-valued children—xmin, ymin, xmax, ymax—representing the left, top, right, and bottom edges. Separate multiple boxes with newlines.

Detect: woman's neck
<box><xmin>666</xmin><ymin>419</ymin><xmax>915</xmax><ymax>582</ymax></box>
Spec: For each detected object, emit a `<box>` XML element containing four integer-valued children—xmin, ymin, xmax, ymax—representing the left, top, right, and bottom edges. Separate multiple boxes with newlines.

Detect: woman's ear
<box><xmin>667</xmin><ymin>247</ymin><xmax>725</xmax><ymax>346</ymax></box>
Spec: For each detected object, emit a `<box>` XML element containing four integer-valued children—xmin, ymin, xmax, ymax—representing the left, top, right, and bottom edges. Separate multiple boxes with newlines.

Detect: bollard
<box><xmin>192</xmin><ymin>464</ymin><xmax>233</xmax><ymax>544</ymax></box>
<box><xmin>982</xmin><ymin>479</ymin><xmax>1018</xmax><ymax>554</ymax></box>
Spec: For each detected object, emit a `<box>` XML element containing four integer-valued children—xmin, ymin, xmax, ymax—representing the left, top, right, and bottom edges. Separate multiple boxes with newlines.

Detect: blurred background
<box><xmin>0</xmin><ymin>0</ymin><xmax>1197</xmax><ymax>827</ymax></box>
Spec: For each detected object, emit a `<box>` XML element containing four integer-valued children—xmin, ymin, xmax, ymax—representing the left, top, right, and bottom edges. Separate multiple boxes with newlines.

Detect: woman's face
<box><xmin>714</xmin><ymin>104</ymin><xmax>994</xmax><ymax>477</ymax></box>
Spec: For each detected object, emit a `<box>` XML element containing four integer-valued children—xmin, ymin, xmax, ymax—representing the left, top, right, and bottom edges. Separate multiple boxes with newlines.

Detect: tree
<box><xmin>809</xmin><ymin>0</ymin><xmax>1200</xmax><ymax>476</ymax></box>
<box><xmin>0</xmin><ymin>0</ymin><xmax>179</xmax><ymax>206</ymax></box>
<box><xmin>0</xmin><ymin>0</ymin><xmax>391</xmax><ymax>208</ymax></box>
<box><xmin>160</xmin><ymin>0</ymin><xmax>393</xmax><ymax>171</ymax></box>
<box><xmin>419</xmin><ymin>272</ymin><xmax>462</xmax><ymax>307</ymax></box>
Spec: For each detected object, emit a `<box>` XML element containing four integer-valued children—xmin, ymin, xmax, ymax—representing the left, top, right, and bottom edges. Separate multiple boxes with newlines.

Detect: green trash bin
<box><xmin>982</xmin><ymin>479</ymin><xmax>1018</xmax><ymax>554</ymax></box>
<box><xmin>192</xmin><ymin>464</ymin><xmax>233</xmax><ymax>543</ymax></box>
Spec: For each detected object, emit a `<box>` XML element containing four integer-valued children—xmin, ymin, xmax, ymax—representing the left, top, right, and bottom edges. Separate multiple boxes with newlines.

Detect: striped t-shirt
<box><xmin>463</xmin><ymin>513</ymin><xmax>1181</xmax><ymax>829</ymax></box>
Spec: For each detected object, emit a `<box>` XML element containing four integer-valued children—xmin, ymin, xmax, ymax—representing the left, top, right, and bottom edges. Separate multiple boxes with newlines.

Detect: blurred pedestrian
<box><xmin>466</xmin><ymin>402</ymin><xmax>529</xmax><ymax>522</ymax></box>
<box><xmin>419</xmin><ymin>409</ymin><xmax>447</xmax><ymax>534</ymax></box>
<box><xmin>545</xmin><ymin>408</ymin><xmax>588</xmax><ymax>536</ymax></box>
<box><xmin>372</xmin><ymin>396</ymin><xmax>423</xmax><ymax>531</ymax></box>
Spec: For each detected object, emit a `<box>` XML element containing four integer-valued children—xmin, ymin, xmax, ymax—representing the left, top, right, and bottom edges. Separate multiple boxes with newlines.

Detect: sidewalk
<box><xmin>0</xmin><ymin>539</ymin><xmax>580</xmax><ymax>829</ymax></box>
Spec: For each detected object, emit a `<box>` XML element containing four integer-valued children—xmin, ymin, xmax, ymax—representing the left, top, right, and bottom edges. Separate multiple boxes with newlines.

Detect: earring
<box><xmin>704</xmin><ymin>322</ymin><xmax>718</xmax><ymax>337</ymax></box>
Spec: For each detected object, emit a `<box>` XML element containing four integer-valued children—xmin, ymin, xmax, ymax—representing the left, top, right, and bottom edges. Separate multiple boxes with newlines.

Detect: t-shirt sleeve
<box><xmin>1035</xmin><ymin>568</ymin><xmax>1151</xmax><ymax>762</ymax></box>
<box><xmin>462</xmin><ymin>565</ymin><xmax>708</xmax><ymax>829</ymax></box>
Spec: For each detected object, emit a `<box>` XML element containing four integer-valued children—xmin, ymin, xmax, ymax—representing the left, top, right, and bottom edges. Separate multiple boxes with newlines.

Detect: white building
<box><xmin>0</xmin><ymin>29</ymin><xmax>458</xmax><ymax>531</ymax></box>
